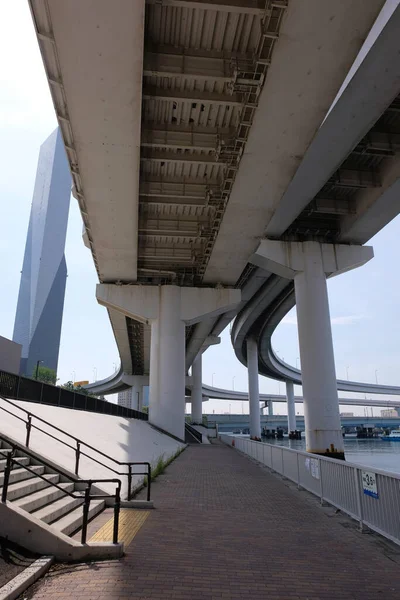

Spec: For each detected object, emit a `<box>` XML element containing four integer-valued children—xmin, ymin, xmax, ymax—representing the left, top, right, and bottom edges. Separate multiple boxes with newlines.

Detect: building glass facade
<box><xmin>13</xmin><ymin>128</ymin><xmax>71</xmax><ymax>376</ymax></box>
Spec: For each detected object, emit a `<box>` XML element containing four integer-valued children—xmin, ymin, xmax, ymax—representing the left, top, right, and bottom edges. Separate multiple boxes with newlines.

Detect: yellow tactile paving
<box><xmin>89</xmin><ymin>510</ymin><xmax>150</xmax><ymax>547</ymax></box>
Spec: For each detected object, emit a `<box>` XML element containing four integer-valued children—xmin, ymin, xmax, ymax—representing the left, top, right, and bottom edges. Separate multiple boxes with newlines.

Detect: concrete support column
<box><xmin>130</xmin><ymin>386</ymin><xmax>140</xmax><ymax>411</ymax></box>
<box><xmin>247</xmin><ymin>337</ymin><xmax>261</xmax><ymax>440</ymax></box>
<box><xmin>268</xmin><ymin>400</ymin><xmax>274</xmax><ymax>416</ymax></box>
<box><xmin>286</xmin><ymin>381</ymin><xmax>296</xmax><ymax>433</ymax></box>
<box><xmin>294</xmin><ymin>244</ymin><xmax>343</xmax><ymax>456</ymax></box>
<box><xmin>138</xmin><ymin>387</ymin><xmax>144</xmax><ymax>411</ymax></box>
<box><xmin>122</xmin><ymin>375</ymin><xmax>149</xmax><ymax>412</ymax></box>
<box><xmin>97</xmin><ymin>284</ymin><xmax>240</xmax><ymax>441</ymax></box>
<box><xmin>151</xmin><ymin>286</ymin><xmax>186</xmax><ymax>439</ymax></box>
<box><xmin>191</xmin><ymin>353</ymin><xmax>203</xmax><ymax>424</ymax></box>
<box><xmin>250</xmin><ymin>239</ymin><xmax>373</xmax><ymax>458</ymax></box>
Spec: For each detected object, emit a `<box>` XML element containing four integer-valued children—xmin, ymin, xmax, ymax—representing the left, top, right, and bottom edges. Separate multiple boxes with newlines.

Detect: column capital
<box><xmin>96</xmin><ymin>284</ymin><xmax>240</xmax><ymax>325</ymax></box>
<box><xmin>250</xmin><ymin>240</ymin><xmax>373</xmax><ymax>279</ymax></box>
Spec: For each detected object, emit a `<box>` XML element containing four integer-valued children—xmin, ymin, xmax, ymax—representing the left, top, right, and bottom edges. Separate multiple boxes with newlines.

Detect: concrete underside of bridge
<box><xmin>29</xmin><ymin>0</ymin><xmax>400</xmax><ymax>452</ymax></box>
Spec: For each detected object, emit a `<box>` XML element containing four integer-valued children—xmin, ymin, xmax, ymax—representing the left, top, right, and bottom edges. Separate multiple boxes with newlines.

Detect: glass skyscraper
<box><xmin>13</xmin><ymin>128</ymin><xmax>71</xmax><ymax>377</ymax></box>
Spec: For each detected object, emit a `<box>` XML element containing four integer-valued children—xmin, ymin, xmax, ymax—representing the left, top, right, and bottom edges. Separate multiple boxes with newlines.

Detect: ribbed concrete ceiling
<box><xmin>30</xmin><ymin>0</ymin><xmax>396</xmax><ymax>379</ymax></box>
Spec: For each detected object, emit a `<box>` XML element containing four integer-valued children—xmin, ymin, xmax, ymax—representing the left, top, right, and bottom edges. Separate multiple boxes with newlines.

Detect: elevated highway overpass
<box><xmin>207</xmin><ymin>414</ymin><xmax>400</xmax><ymax>433</ymax></box>
<box><xmin>30</xmin><ymin>0</ymin><xmax>400</xmax><ymax>455</ymax></box>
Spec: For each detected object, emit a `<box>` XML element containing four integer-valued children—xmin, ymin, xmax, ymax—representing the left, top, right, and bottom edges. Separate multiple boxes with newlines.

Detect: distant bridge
<box><xmin>207</xmin><ymin>414</ymin><xmax>400</xmax><ymax>432</ymax></box>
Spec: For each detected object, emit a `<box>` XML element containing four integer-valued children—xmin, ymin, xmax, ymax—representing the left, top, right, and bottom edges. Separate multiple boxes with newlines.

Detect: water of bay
<box><xmin>265</xmin><ymin>435</ymin><xmax>400</xmax><ymax>474</ymax></box>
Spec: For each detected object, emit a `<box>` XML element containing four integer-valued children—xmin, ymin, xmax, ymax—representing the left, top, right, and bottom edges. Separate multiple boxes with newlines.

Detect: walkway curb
<box><xmin>0</xmin><ymin>556</ymin><xmax>54</xmax><ymax>600</ymax></box>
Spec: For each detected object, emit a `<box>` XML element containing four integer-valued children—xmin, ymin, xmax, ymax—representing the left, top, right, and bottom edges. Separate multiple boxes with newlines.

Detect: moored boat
<box><xmin>380</xmin><ymin>430</ymin><xmax>400</xmax><ymax>441</ymax></box>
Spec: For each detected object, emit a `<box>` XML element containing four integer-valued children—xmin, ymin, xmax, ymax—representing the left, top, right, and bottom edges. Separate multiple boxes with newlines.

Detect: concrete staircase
<box><xmin>0</xmin><ymin>440</ymin><xmax>105</xmax><ymax>540</ymax></box>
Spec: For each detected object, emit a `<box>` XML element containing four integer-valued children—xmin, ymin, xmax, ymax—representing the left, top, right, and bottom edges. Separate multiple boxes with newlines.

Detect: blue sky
<box><xmin>1</xmin><ymin>2</ymin><xmax>399</xmax><ymax>416</ymax></box>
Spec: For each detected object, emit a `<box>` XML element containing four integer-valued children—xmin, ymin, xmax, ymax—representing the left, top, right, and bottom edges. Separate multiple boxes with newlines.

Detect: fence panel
<box><xmin>271</xmin><ymin>446</ymin><xmax>284</xmax><ymax>474</ymax></box>
<box><xmin>297</xmin><ymin>453</ymin><xmax>321</xmax><ymax>495</ymax></box>
<box><xmin>282</xmin><ymin>449</ymin><xmax>299</xmax><ymax>484</ymax></box>
<box><xmin>361</xmin><ymin>471</ymin><xmax>400</xmax><ymax>543</ymax></box>
<box><xmin>0</xmin><ymin>371</ymin><xmax>18</xmax><ymax>399</ymax></box>
<box><xmin>256</xmin><ymin>441</ymin><xmax>263</xmax><ymax>462</ymax></box>
<box><xmin>320</xmin><ymin>460</ymin><xmax>359</xmax><ymax>518</ymax></box>
<box><xmin>17</xmin><ymin>377</ymin><xmax>42</xmax><ymax>402</ymax></box>
<box><xmin>264</xmin><ymin>444</ymin><xmax>272</xmax><ymax>468</ymax></box>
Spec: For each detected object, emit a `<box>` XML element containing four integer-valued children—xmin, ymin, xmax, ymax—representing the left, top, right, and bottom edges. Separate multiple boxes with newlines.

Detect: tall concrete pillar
<box><xmin>247</xmin><ymin>337</ymin><xmax>261</xmax><ymax>440</ymax></box>
<box><xmin>268</xmin><ymin>399</ymin><xmax>274</xmax><ymax>416</ymax></box>
<box><xmin>151</xmin><ymin>286</ymin><xmax>186</xmax><ymax>437</ymax></box>
<box><xmin>294</xmin><ymin>244</ymin><xmax>343</xmax><ymax>455</ymax></box>
<box><xmin>121</xmin><ymin>375</ymin><xmax>149</xmax><ymax>412</ymax></box>
<box><xmin>96</xmin><ymin>284</ymin><xmax>240</xmax><ymax>440</ymax></box>
<box><xmin>250</xmin><ymin>240</ymin><xmax>373</xmax><ymax>458</ymax></box>
<box><xmin>191</xmin><ymin>353</ymin><xmax>203</xmax><ymax>424</ymax></box>
<box><xmin>130</xmin><ymin>386</ymin><xmax>140</xmax><ymax>411</ymax></box>
<box><xmin>286</xmin><ymin>381</ymin><xmax>296</xmax><ymax>433</ymax></box>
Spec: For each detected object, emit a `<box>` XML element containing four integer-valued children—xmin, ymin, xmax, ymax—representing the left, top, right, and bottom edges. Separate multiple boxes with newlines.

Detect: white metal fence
<box><xmin>220</xmin><ymin>434</ymin><xmax>400</xmax><ymax>546</ymax></box>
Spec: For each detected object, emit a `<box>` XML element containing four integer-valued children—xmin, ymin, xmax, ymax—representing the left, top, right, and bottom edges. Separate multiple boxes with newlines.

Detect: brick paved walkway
<box><xmin>26</xmin><ymin>442</ymin><xmax>400</xmax><ymax>600</ymax></box>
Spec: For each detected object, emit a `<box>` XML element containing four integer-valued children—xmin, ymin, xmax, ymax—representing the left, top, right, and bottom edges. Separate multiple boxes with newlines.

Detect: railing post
<box><xmin>296</xmin><ymin>452</ymin><xmax>300</xmax><ymax>489</ymax></box>
<box><xmin>75</xmin><ymin>441</ymin><xmax>81</xmax><ymax>475</ymax></box>
<box><xmin>113</xmin><ymin>484</ymin><xmax>121</xmax><ymax>544</ymax></box>
<box><xmin>353</xmin><ymin>467</ymin><xmax>365</xmax><ymax>531</ymax></box>
<box><xmin>127</xmin><ymin>465</ymin><xmax>132</xmax><ymax>501</ymax></box>
<box><xmin>1</xmin><ymin>451</ymin><xmax>13</xmax><ymax>503</ymax></box>
<box><xmin>147</xmin><ymin>464</ymin><xmax>152</xmax><ymax>502</ymax></box>
<box><xmin>319</xmin><ymin>458</ymin><xmax>324</xmax><ymax>505</ymax></box>
<box><xmin>25</xmin><ymin>415</ymin><xmax>32</xmax><ymax>447</ymax></box>
<box><xmin>81</xmin><ymin>484</ymin><xmax>92</xmax><ymax>544</ymax></box>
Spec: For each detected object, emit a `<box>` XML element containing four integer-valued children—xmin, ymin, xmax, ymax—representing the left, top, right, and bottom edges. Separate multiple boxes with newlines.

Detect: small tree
<box><xmin>32</xmin><ymin>365</ymin><xmax>57</xmax><ymax>385</ymax></box>
<box><xmin>62</xmin><ymin>381</ymin><xmax>75</xmax><ymax>391</ymax></box>
<box><xmin>61</xmin><ymin>381</ymin><xmax>97</xmax><ymax>398</ymax></box>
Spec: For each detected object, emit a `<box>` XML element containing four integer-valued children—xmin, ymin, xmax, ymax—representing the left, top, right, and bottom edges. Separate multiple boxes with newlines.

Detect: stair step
<box><xmin>0</xmin><ymin>465</ymin><xmax>45</xmax><ymax>487</ymax></box>
<box><xmin>0</xmin><ymin>456</ymin><xmax>30</xmax><ymax>472</ymax></box>
<box><xmin>13</xmin><ymin>482</ymin><xmax>74</xmax><ymax>512</ymax></box>
<box><xmin>4</xmin><ymin>473</ymin><xmax>60</xmax><ymax>501</ymax></box>
<box><xmin>34</xmin><ymin>493</ymin><xmax>85</xmax><ymax>524</ymax></box>
<box><xmin>52</xmin><ymin>499</ymin><xmax>105</xmax><ymax>537</ymax></box>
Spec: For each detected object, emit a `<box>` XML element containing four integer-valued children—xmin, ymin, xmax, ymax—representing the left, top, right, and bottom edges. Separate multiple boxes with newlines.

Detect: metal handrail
<box><xmin>0</xmin><ymin>441</ymin><xmax>121</xmax><ymax>544</ymax></box>
<box><xmin>0</xmin><ymin>394</ymin><xmax>151</xmax><ymax>501</ymax></box>
<box><xmin>185</xmin><ymin>422</ymin><xmax>202</xmax><ymax>443</ymax></box>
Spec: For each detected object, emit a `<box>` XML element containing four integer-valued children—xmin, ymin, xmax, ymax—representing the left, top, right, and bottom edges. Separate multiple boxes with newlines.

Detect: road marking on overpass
<box><xmin>90</xmin><ymin>510</ymin><xmax>150</xmax><ymax>547</ymax></box>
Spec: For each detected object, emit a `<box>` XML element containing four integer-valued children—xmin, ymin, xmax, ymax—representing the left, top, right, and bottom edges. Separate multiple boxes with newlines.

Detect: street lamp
<box><xmin>71</xmin><ymin>371</ymin><xmax>76</xmax><ymax>384</ymax></box>
<box><xmin>375</xmin><ymin>369</ymin><xmax>379</xmax><ymax>384</ymax></box>
<box><xmin>232</xmin><ymin>376</ymin><xmax>236</xmax><ymax>390</ymax></box>
<box><xmin>212</xmin><ymin>372</ymin><xmax>216</xmax><ymax>387</ymax></box>
<box><xmin>35</xmin><ymin>360</ymin><xmax>43</xmax><ymax>380</ymax></box>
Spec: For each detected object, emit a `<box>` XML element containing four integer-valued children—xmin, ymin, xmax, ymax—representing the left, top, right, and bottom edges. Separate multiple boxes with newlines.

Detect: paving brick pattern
<box><xmin>26</xmin><ymin>442</ymin><xmax>400</xmax><ymax>600</ymax></box>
